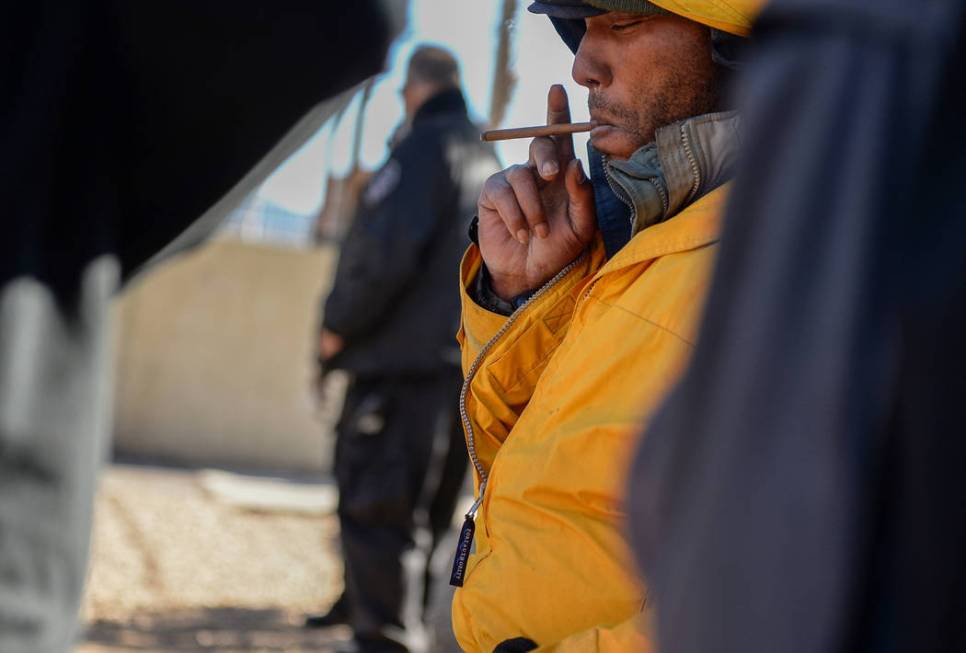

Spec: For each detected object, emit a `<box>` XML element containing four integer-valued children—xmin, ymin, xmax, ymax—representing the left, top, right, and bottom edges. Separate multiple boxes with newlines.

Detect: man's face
<box><xmin>574</xmin><ymin>12</ymin><xmax>719</xmax><ymax>159</ymax></box>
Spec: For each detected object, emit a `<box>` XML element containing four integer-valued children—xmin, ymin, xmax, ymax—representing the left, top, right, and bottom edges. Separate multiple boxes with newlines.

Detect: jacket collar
<box><xmin>655</xmin><ymin>110</ymin><xmax>739</xmax><ymax>219</ymax></box>
<box><xmin>593</xmin><ymin>182</ymin><xmax>729</xmax><ymax>277</ymax></box>
<box><xmin>604</xmin><ymin>110</ymin><xmax>739</xmax><ymax>236</ymax></box>
<box><xmin>413</xmin><ymin>87</ymin><xmax>469</xmax><ymax>125</ymax></box>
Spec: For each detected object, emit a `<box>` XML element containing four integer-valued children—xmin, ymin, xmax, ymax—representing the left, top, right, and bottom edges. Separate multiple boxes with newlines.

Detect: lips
<box><xmin>589</xmin><ymin>124</ymin><xmax>617</xmax><ymax>140</ymax></box>
<box><xmin>589</xmin><ymin>110</ymin><xmax>622</xmax><ymax>130</ymax></box>
<box><xmin>587</xmin><ymin>109</ymin><xmax>641</xmax><ymax>158</ymax></box>
<box><xmin>589</xmin><ymin>116</ymin><xmax>617</xmax><ymax>133</ymax></box>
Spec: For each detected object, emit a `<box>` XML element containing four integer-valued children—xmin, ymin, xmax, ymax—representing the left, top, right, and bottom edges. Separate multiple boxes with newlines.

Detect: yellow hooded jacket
<box><xmin>453</xmin><ymin>184</ymin><xmax>728</xmax><ymax>652</ymax></box>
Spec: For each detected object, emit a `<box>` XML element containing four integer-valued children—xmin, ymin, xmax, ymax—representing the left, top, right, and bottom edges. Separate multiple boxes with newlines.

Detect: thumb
<box><xmin>564</xmin><ymin>159</ymin><xmax>595</xmax><ymax>241</ymax></box>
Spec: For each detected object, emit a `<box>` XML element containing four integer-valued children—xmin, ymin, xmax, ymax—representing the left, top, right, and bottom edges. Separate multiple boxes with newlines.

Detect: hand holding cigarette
<box><xmin>476</xmin><ymin>85</ymin><xmax>596</xmax><ymax>301</ymax></box>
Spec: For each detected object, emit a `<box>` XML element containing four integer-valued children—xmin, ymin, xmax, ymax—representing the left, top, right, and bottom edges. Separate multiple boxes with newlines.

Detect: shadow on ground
<box><xmin>81</xmin><ymin>606</ymin><xmax>351</xmax><ymax>652</ymax></box>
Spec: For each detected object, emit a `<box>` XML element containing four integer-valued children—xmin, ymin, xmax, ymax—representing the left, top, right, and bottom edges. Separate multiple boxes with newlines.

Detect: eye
<box><xmin>610</xmin><ymin>19</ymin><xmax>644</xmax><ymax>32</ymax></box>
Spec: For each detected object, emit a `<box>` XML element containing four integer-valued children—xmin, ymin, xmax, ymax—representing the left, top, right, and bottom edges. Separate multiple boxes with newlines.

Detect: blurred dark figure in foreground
<box><xmin>312</xmin><ymin>46</ymin><xmax>499</xmax><ymax>653</ymax></box>
<box><xmin>629</xmin><ymin>0</ymin><xmax>966</xmax><ymax>651</ymax></box>
<box><xmin>0</xmin><ymin>3</ymin><xmax>399</xmax><ymax>652</ymax></box>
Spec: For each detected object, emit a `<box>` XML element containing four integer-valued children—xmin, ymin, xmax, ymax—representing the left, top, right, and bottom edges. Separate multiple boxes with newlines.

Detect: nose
<box><xmin>572</xmin><ymin>36</ymin><xmax>610</xmax><ymax>90</ymax></box>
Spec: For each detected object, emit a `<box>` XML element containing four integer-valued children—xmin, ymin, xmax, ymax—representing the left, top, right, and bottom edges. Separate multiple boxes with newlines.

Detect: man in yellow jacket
<box><xmin>452</xmin><ymin>1</ymin><xmax>761</xmax><ymax>651</ymax></box>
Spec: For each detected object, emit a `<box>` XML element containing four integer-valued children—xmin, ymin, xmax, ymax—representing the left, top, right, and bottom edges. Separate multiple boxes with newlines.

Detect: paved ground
<box><xmin>75</xmin><ymin>464</ymin><xmax>351</xmax><ymax>652</ymax></box>
<box><xmin>74</xmin><ymin>464</ymin><xmax>465</xmax><ymax>653</ymax></box>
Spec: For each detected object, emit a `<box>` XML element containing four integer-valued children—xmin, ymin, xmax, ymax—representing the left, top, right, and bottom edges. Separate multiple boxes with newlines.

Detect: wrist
<box><xmin>473</xmin><ymin>267</ymin><xmax>515</xmax><ymax>316</ymax></box>
<box><xmin>489</xmin><ymin>272</ymin><xmax>533</xmax><ymax>302</ymax></box>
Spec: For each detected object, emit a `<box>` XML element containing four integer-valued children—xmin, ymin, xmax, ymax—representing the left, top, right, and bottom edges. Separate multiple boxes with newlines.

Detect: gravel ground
<box><xmin>76</xmin><ymin>464</ymin><xmax>349</xmax><ymax>652</ymax></box>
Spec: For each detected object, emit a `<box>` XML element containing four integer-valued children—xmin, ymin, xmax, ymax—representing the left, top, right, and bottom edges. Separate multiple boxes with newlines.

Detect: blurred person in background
<box><xmin>452</xmin><ymin>1</ymin><xmax>758</xmax><ymax>650</ymax></box>
<box><xmin>0</xmin><ymin>3</ymin><xmax>399</xmax><ymax>652</ymax></box>
<box><xmin>311</xmin><ymin>45</ymin><xmax>500</xmax><ymax>653</ymax></box>
<box><xmin>628</xmin><ymin>1</ymin><xmax>966</xmax><ymax>652</ymax></box>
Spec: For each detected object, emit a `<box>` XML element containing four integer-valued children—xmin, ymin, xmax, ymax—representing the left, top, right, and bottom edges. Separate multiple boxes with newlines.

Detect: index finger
<box><xmin>546</xmin><ymin>84</ymin><xmax>575</xmax><ymax>162</ymax></box>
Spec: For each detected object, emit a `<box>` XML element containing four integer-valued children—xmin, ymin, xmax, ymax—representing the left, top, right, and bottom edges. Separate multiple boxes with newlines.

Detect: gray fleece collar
<box><xmin>605</xmin><ymin>110</ymin><xmax>740</xmax><ymax>235</ymax></box>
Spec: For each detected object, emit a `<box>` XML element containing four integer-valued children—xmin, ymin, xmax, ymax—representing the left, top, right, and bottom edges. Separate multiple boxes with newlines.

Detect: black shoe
<box><xmin>304</xmin><ymin>594</ymin><xmax>350</xmax><ymax>629</ymax></box>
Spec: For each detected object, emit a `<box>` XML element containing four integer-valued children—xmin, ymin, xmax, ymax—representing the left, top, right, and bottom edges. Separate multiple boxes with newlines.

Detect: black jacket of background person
<box><xmin>323</xmin><ymin>88</ymin><xmax>499</xmax><ymax>377</ymax></box>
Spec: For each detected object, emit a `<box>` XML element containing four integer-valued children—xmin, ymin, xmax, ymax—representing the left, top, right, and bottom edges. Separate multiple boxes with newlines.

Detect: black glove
<box><xmin>493</xmin><ymin>638</ymin><xmax>538</xmax><ymax>653</ymax></box>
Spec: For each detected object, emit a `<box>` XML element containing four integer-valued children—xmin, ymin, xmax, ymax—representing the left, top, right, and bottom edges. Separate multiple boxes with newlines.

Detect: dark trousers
<box><xmin>334</xmin><ymin>369</ymin><xmax>468</xmax><ymax>653</ymax></box>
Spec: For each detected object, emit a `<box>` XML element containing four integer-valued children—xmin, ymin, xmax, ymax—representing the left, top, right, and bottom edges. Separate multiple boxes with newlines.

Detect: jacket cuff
<box><xmin>473</xmin><ymin>265</ymin><xmax>515</xmax><ymax>316</ymax></box>
<box><xmin>458</xmin><ymin>246</ymin><xmax>509</xmax><ymax>355</ymax></box>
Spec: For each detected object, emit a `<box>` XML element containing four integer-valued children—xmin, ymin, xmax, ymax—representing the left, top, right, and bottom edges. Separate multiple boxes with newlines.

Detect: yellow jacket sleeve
<box><xmin>456</xmin><ymin>248</ymin><xmax>509</xmax><ymax>364</ymax></box>
<box><xmin>536</xmin><ymin>613</ymin><xmax>654</xmax><ymax>653</ymax></box>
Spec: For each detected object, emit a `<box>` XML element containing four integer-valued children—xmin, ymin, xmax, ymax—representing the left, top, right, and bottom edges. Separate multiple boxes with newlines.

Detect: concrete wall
<box><xmin>112</xmin><ymin>237</ymin><xmax>344</xmax><ymax>473</ymax></box>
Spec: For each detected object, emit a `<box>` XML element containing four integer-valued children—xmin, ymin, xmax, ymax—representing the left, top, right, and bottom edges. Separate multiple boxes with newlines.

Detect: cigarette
<box><xmin>481</xmin><ymin>121</ymin><xmax>595</xmax><ymax>142</ymax></box>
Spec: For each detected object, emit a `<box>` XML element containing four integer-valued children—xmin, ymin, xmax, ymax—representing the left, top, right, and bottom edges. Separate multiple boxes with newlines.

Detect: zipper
<box><xmin>458</xmin><ymin>254</ymin><xmax>585</xmax><ymax>519</ymax></box>
<box><xmin>679</xmin><ymin>123</ymin><xmax>702</xmax><ymax>203</ymax></box>
<box><xmin>654</xmin><ymin>174</ymin><xmax>670</xmax><ymax>216</ymax></box>
<box><xmin>602</xmin><ymin>156</ymin><xmax>669</xmax><ymax>233</ymax></box>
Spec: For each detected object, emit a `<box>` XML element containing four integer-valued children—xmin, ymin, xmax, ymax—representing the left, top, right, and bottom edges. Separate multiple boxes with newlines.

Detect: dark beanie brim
<box><xmin>527</xmin><ymin>1</ymin><xmax>606</xmax><ymax>19</ymax></box>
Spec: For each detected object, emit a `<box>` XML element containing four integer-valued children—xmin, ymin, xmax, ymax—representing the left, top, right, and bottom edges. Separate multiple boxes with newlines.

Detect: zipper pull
<box><xmin>450</xmin><ymin>483</ymin><xmax>486</xmax><ymax>587</ymax></box>
<box><xmin>449</xmin><ymin>514</ymin><xmax>476</xmax><ymax>587</ymax></box>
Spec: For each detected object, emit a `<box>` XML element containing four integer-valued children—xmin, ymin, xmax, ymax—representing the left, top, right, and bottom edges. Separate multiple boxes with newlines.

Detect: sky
<box><xmin>257</xmin><ymin>0</ymin><xmax>592</xmax><ymax>217</ymax></box>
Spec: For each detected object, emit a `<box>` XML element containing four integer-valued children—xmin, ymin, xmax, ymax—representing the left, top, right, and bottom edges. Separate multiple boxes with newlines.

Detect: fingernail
<box><xmin>516</xmin><ymin>229</ymin><xmax>530</xmax><ymax>244</ymax></box>
<box><xmin>541</xmin><ymin>161</ymin><xmax>559</xmax><ymax>178</ymax></box>
<box><xmin>576</xmin><ymin>160</ymin><xmax>586</xmax><ymax>183</ymax></box>
<box><xmin>534</xmin><ymin>223</ymin><xmax>549</xmax><ymax>239</ymax></box>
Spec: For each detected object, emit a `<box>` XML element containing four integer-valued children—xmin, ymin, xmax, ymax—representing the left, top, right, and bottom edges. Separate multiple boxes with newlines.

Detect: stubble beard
<box><xmin>588</xmin><ymin>66</ymin><xmax>721</xmax><ymax>155</ymax></box>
